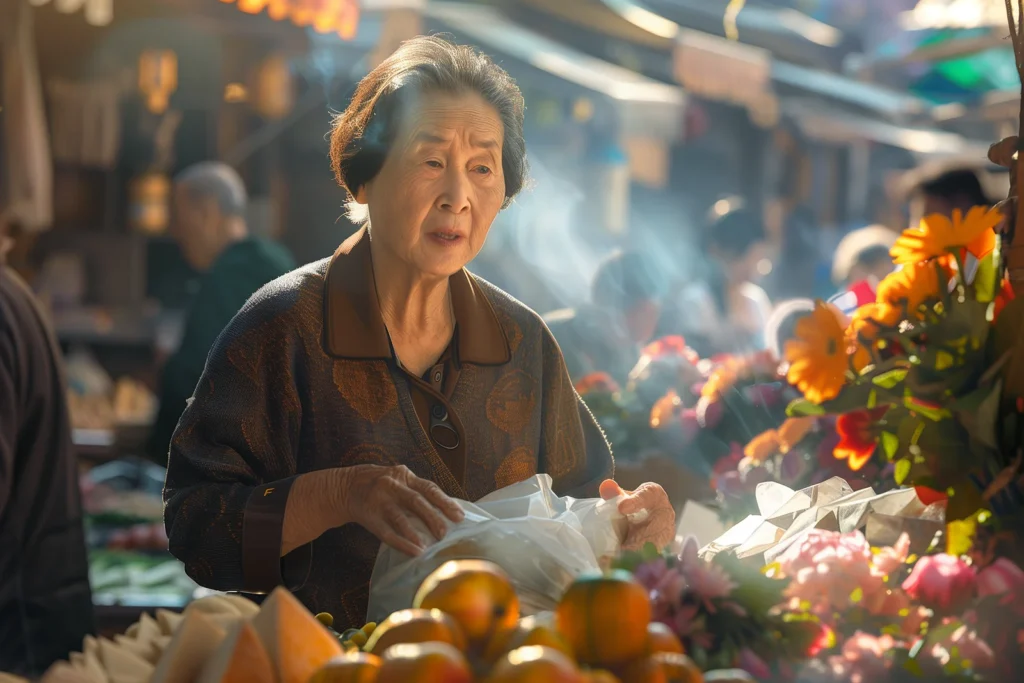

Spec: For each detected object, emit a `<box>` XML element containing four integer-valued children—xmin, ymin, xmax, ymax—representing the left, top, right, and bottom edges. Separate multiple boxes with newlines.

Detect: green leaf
<box><xmin>641</xmin><ymin>542</ymin><xmax>660</xmax><ymax>562</ymax></box>
<box><xmin>973</xmin><ymin>249</ymin><xmax>1000</xmax><ymax>303</ymax></box>
<box><xmin>903</xmin><ymin>396</ymin><xmax>951</xmax><ymax>421</ymax></box>
<box><xmin>895</xmin><ymin>459</ymin><xmax>912</xmax><ymax>485</ymax></box>
<box><xmin>958</xmin><ymin>379</ymin><xmax>1002</xmax><ymax>450</ymax></box>
<box><xmin>786</xmin><ymin>398</ymin><xmax>825</xmax><ymax>417</ymax></box>
<box><xmin>881</xmin><ymin>432</ymin><xmax>899</xmax><ymax>460</ymax></box>
<box><xmin>873</xmin><ymin>368</ymin><xmax>908</xmax><ymax>389</ymax></box>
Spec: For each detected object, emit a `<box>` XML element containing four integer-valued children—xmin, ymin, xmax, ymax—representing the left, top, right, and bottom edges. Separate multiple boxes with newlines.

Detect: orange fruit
<box><xmin>617</xmin><ymin>657</ymin><xmax>668</xmax><ymax>683</ymax></box>
<box><xmin>484</xmin><ymin>645</ymin><xmax>583</xmax><ymax>683</ymax></box>
<box><xmin>646</xmin><ymin>623</ymin><xmax>684</xmax><ymax>656</ymax></box>
<box><xmin>483</xmin><ymin>615</ymin><xmax>573</xmax><ymax>664</ymax></box>
<box><xmin>582</xmin><ymin>670</ymin><xmax>622</xmax><ymax>683</ymax></box>
<box><xmin>307</xmin><ymin>652</ymin><xmax>381</xmax><ymax>683</ymax></box>
<box><xmin>414</xmin><ymin>560</ymin><xmax>520</xmax><ymax>647</ymax></box>
<box><xmin>555</xmin><ymin>570</ymin><xmax>651</xmax><ymax>667</ymax></box>
<box><xmin>376</xmin><ymin>642</ymin><xmax>473</xmax><ymax>683</ymax></box>
<box><xmin>655</xmin><ymin>653</ymin><xmax>704</xmax><ymax>683</ymax></box>
<box><xmin>364</xmin><ymin>608</ymin><xmax>466</xmax><ymax>655</ymax></box>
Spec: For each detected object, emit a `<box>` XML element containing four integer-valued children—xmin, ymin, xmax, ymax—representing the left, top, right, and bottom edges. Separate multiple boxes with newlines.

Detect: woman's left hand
<box><xmin>600</xmin><ymin>479</ymin><xmax>676</xmax><ymax>551</ymax></box>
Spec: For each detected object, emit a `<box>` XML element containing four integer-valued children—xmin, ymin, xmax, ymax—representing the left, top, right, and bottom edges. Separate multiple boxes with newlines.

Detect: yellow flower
<box><xmin>890</xmin><ymin>206</ymin><xmax>1002</xmax><ymax>265</ymax></box>
<box><xmin>876</xmin><ymin>261</ymin><xmax>941</xmax><ymax>317</ymax></box>
<box><xmin>744</xmin><ymin>429</ymin><xmax>781</xmax><ymax>463</ymax></box>
<box><xmin>784</xmin><ymin>301</ymin><xmax>848</xmax><ymax>404</ymax></box>
<box><xmin>777</xmin><ymin>417</ymin><xmax>816</xmax><ymax>451</ymax></box>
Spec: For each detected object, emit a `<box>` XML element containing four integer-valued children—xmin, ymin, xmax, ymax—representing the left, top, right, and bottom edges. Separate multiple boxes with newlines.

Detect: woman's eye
<box><xmin>474</xmin><ymin>165</ymin><xmax>492</xmax><ymax>175</ymax></box>
<box><xmin>426</xmin><ymin>160</ymin><xmax>443</xmax><ymax>168</ymax></box>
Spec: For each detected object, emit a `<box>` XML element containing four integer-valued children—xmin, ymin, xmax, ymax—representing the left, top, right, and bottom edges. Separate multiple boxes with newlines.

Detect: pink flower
<box><xmin>976</xmin><ymin>558</ymin><xmax>1024</xmax><ymax>598</ymax></box>
<box><xmin>872</xmin><ymin>533</ymin><xmax>911</xmax><ymax>577</ymax></box>
<box><xmin>930</xmin><ymin>624</ymin><xmax>995</xmax><ymax>671</ymax></box>
<box><xmin>677</xmin><ymin>536</ymin><xmax>736</xmax><ymax>605</ymax></box>
<box><xmin>736</xmin><ymin>648</ymin><xmax>771</xmax><ymax>680</ymax></box>
<box><xmin>777</xmin><ymin>530</ymin><xmax>883</xmax><ymax>611</ymax></box>
<box><xmin>902</xmin><ymin>554</ymin><xmax>977</xmax><ymax>612</ymax></box>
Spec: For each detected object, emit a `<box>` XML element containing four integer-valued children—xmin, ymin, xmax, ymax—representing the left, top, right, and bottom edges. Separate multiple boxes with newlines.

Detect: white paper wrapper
<box><xmin>366</xmin><ymin>474</ymin><xmax>624</xmax><ymax>623</ymax></box>
<box><xmin>700</xmin><ymin>477</ymin><xmax>946</xmax><ymax>563</ymax></box>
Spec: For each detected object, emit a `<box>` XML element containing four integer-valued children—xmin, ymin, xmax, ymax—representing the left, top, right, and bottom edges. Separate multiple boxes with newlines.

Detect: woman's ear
<box><xmin>354</xmin><ymin>183</ymin><xmax>369</xmax><ymax>204</ymax></box>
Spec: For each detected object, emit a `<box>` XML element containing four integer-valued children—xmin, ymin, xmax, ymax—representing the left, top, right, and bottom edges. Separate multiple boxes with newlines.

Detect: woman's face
<box><xmin>358</xmin><ymin>90</ymin><xmax>507</xmax><ymax>279</ymax></box>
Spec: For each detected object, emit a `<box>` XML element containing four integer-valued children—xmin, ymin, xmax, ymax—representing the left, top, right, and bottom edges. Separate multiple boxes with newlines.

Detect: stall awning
<box><xmin>784</xmin><ymin>99</ymin><xmax>991</xmax><ymax>159</ymax></box>
<box><xmin>421</xmin><ymin>3</ymin><xmax>686</xmax><ymax>141</ymax></box>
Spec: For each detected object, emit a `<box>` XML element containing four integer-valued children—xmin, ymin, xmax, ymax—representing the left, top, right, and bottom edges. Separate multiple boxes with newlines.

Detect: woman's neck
<box><xmin>369</xmin><ymin>238</ymin><xmax>452</xmax><ymax>339</ymax></box>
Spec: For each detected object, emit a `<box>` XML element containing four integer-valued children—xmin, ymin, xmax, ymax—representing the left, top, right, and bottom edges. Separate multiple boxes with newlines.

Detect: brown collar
<box><xmin>323</xmin><ymin>226</ymin><xmax>511</xmax><ymax>365</ymax></box>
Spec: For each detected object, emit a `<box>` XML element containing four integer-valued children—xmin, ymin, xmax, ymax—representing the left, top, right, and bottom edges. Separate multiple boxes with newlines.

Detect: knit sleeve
<box><xmin>162</xmin><ymin>286</ymin><xmax>310</xmax><ymax>594</ymax></box>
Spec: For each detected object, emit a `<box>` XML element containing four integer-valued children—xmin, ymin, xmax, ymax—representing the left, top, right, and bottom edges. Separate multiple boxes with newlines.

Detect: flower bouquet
<box><xmin>782</xmin><ymin>206</ymin><xmax>1020</xmax><ymax>525</ymax></box>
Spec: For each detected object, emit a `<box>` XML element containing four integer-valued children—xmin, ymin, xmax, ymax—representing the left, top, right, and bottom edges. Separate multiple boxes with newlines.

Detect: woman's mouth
<box><xmin>427</xmin><ymin>231</ymin><xmax>464</xmax><ymax>247</ymax></box>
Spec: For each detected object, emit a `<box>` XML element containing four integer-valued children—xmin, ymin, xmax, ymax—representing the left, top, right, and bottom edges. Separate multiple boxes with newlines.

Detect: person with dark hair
<box><xmin>147</xmin><ymin>161</ymin><xmax>295</xmax><ymax>463</ymax></box>
<box><xmin>911</xmin><ymin>168</ymin><xmax>991</xmax><ymax>226</ymax></box>
<box><xmin>0</xmin><ymin>218</ymin><xmax>94</xmax><ymax>675</ymax></box>
<box><xmin>660</xmin><ymin>197</ymin><xmax>773</xmax><ymax>356</ymax></box>
<box><xmin>544</xmin><ymin>250</ymin><xmax>664</xmax><ymax>384</ymax></box>
<box><xmin>163</xmin><ymin>36</ymin><xmax>674</xmax><ymax>626</ymax></box>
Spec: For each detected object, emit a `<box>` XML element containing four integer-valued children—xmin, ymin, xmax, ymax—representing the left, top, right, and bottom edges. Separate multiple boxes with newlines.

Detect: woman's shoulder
<box><xmin>228</xmin><ymin>258</ymin><xmax>331</xmax><ymax>334</ymax></box>
<box><xmin>469</xmin><ymin>273</ymin><xmax>549</xmax><ymax>338</ymax></box>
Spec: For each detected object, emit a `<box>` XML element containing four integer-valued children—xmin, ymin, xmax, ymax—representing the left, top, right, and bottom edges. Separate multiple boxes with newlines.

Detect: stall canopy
<box><xmin>421</xmin><ymin>2</ymin><xmax>686</xmax><ymax>141</ymax></box>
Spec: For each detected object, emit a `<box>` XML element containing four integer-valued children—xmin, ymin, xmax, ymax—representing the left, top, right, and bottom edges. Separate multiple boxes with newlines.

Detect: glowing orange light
<box><xmin>222</xmin><ymin>0</ymin><xmax>360</xmax><ymax>40</ymax></box>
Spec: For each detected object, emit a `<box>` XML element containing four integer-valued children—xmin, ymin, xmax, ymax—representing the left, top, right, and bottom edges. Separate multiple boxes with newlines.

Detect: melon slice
<box><xmin>155</xmin><ymin>609</ymin><xmax>185</xmax><ymax>636</ymax></box>
<box><xmin>70</xmin><ymin>645</ymin><xmax>109</xmax><ymax>683</ymax></box>
<box><xmin>134</xmin><ymin>613</ymin><xmax>161</xmax><ymax>643</ymax></box>
<box><xmin>112</xmin><ymin>635</ymin><xmax>153</xmax><ymax>663</ymax></box>
<box><xmin>218</xmin><ymin>594</ymin><xmax>260</xmax><ymax>618</ymax></box>
<box><xmin>40</xmin><ymin>662</ymin><xmax>94</xmax><ymax>683</ymax></box>
<box><xmin>97</xmin><ymin>637</ymin><xmax>155</xmax><ymax>683</ymax></box>
<box><xmin>197</xmin><ymin>620</ymin><xmax>275</xmax><ymax>683</ymax></box>
<box><xmin>186</xmin><ymin>596</ymin><xmax>242</xmax><ymax>618</ymax></box>
<box><xmin>149</xmin><ymin>611</ymin><xmax>227</xmax><ymax>683</ymax></box>
<box><xmin>148</xmin><ymin>635</ymin><xmax>173</xmax><ymax>663</ymax></box>
<box><xmin>251</xmin><ymin>588</ymin><xmax>343</xmax><ymax>683</ymax></box>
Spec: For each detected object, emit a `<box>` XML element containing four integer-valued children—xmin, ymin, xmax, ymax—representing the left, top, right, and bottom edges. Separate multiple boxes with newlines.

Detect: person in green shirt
<box><xmin>148</xmin><ymin>162</ymin><xmax>295</xmax><ymax>463</ymax></box>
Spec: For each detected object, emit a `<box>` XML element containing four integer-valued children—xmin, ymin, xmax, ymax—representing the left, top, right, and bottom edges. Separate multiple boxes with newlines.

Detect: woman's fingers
<box><xmin>383</xmin><ymin>505</ymin><xmax>425</xmax><ymax>553</ymax></box>
<box><xmin>411</xmin><ymin>477</ymin><xmax>465</xmax><ymax>523</ymax></box>
<box><xmin>376</xmin><ymin>526</ymin><xmax>424</xmax><ymax>557</ymax></box>
<box><xmin>402</xmin><ymin>488</ymin><xmax>450</xmax><ymax>541</ymax></box>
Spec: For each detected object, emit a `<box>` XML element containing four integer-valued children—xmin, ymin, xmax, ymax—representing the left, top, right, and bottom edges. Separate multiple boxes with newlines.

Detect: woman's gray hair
<box><xmin>175</xmin><ymin>161</ymin><xmax>248</xmax><ymax>217</ymax></box>
<box><xmin>329</xmin><ymin>35</ymin><xmax>528</xmax><ymax>223</ymax></box>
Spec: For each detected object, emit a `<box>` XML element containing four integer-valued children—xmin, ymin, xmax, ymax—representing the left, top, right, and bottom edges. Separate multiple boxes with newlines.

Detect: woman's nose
<box><xmin>438</xmin><ymin>169</ymin><xmax>471</xmax><ymax>213</ymax></box>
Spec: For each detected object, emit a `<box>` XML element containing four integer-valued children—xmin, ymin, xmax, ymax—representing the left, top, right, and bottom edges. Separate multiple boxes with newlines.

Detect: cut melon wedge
<box><xmin>155</xmin><ymin>609</ymin><xmax>184</xmax><ymax>636</ymax></box>
<box><xmin>218</xmin><ymin>594</ymin><xmax>260</xmax><ymax>618</ymax></box>
<box><xmin>251</xmin><ymin>588</ymin><xmax>343</xmax><ymax>683</ymax></box>
<box><xmin>197</xmin><ymin>621</ymin><xmax>275</xmax><ymax>683</ymax></box>
<box><xmin>112</xmin><ymin>635</ymin><xmax>153</xmax><ymax>663</ymax></box>
<box><xmin>149</xmin><ymin>611</ymin><xmax>227</xmax><ymax>683</ymax></box>
<box><xmin>97</xmin><ymin>637</ymin><xmax>155</xmax><ymax>683</ymax></box>
<box><xmin>133</xmin><ymin>613</ymin><xmax>161</xmax><ymax>644</ymax></box>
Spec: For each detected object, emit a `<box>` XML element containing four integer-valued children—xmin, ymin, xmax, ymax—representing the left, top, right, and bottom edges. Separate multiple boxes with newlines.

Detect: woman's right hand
<box><xmin>338</xmin><ymin>464</ymin><xmax>465</xmax><ymax>556</ymax></box>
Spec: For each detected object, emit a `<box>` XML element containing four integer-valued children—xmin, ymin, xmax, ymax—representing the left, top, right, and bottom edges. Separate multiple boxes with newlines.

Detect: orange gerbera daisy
<box><xmin>834</xmin><ymin>408</ymin><xmax>887</xmax><ymax>471</ymax></box>
<box><xmin>876</xmin><ymin>261</ymin><xmax>942</xmax><ymax>317</ymax></box>
<box><xmin>784</xmin><ymin>302</ymin><xmax>848</xmax><ymax>404</ymax></box>
<box><xmin>744</xmin><ymin>429</ymin><xmax>781</xmax><ymax>463</ymax></box>
<box><xmin>890</xmin><ymin>206</ymin><xmax>1002</xmax><ymax>266</ymax></box>
<box><xmin>777</xmin><ymin>416</ymin><xmax>816</xmax><ymax>451</ymax></box>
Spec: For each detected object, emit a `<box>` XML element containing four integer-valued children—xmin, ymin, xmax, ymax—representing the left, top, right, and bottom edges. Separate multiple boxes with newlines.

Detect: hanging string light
<box><xmin>221</xmin><ymin>0</ymin><xmax>360</xmax><ymax>40</ymax></box>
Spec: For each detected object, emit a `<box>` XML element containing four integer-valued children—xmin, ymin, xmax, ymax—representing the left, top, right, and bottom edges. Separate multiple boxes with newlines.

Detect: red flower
<box><xmin>915</xmin><ymin>486</ymin><xmax>948</xmax><ymax>506</ymax></box>
<box><xmin>575</xmin><ymin>372</ymin><xmax>620</xmax><ymax>395</ymax></box>
<box><xmin>834</xmin><ymin>408</ymin><xmax>887</xmax><ymax>471</ymax></box>
<box><xmin>994</xmin><ymin>278</ymin><xmax>1015</xmax><ymax>319</ymax></box>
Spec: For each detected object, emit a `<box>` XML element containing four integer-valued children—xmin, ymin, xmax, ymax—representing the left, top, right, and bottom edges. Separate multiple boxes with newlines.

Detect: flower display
<box><xmin>900</xmin><ymin>553</ymin><xmax>977</xmax><ymax>612</ymax></box>
<box><xmin>889</xmin><ymin>206</ymin><xmax>1002</xmax><ymax>265</ymax></box>
<box><xmin>833</xmin><ymin>408</ymin><xmax>887</xmax><ymax>471</ymax></box>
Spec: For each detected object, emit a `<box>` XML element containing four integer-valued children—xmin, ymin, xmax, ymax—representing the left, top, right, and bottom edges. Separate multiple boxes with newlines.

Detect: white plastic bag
<box><xmin>366</xmin><ymin>474</ymin><xmax>624</xmax><ymax>622</ymax></box>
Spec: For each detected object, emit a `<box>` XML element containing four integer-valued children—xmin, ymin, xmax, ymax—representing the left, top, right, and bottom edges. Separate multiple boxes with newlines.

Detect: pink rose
<box><xmin>902</xmin><ymin>554</ymin><xmax>976</xmax><ymax>612</ymax></box>
<box><xmin>976</xmin><ymin>558</ymin><xmax>1024</xmax><ymax>598</ymax></box>
<box><xmin>777</xmin><ymin>530</ymin><xmax>881</xmax><ymax>611</ymax></box>
<box><xmin>930</xmin><ymin>624</ymin><xmax>995</xmax><ymax>671</ymax></box>
<box><xmin>872</xmin><ymin>533</ymin><xmax>910</xmax><ymax>577</ymax></box>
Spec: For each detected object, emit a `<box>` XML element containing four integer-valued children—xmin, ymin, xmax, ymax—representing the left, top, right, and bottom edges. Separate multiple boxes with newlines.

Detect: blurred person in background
<box><xmin>1</xmin><ymin>217</ymin><xmax>94</xmax><ymax>675</ymax></box>
<box><xmin>544</xmin><ymin>250</ymin><xmax>664</xmax><ymax>385</ymax></box>
<box><xmin>831</xmin><ymin>224</ymin><xmax>898</xmax><ymax>294</ymax></box>
<box><xmin>910</xmin><ymin>168</ymin><xmax>991</xmax><ymax>226</ymax></box>
<box><xmin>765</xmin><ymin>205</ymin><xmax>824</xmax><ymax>301</ymax></box>
<box><xmin>147</xmin><ymin>162</ymin><xmax>295</xmax><ymax>463</ymax></box>
<box><xmin>659</xmin><ymin>197</ymin><xmax>773</xmax><ymax>356</ymax></box>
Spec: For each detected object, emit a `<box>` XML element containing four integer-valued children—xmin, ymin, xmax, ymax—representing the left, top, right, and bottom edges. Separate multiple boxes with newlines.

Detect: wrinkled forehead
<box><xmin>392</xmin><ymin>89</ymin><xmax>504</xmax><ymax>150</ymax></box>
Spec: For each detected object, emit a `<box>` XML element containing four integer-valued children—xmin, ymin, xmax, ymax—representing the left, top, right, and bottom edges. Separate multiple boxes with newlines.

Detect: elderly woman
<box><xmin>163</xmin><ymin>36</ymin><xmax>675</xmax><ymax>627</ymax></box>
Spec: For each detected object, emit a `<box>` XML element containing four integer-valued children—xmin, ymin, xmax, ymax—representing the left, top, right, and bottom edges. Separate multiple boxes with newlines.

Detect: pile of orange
<box><xmin>308</xmin><ymin>559</ymin><xmax>706</xmax><ymax>683</ymax></box>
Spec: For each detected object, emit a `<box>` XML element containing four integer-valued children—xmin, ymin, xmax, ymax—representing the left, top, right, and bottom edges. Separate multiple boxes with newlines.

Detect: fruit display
<box><xmin>314</xmin><ymin>559</ymin><xmax>711</xmax><ymax>683</ymax></box>
<box><xmin>69</xmin><ymin>377</ymin><xmax>157</xmax><ymax>431</ymax></box>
